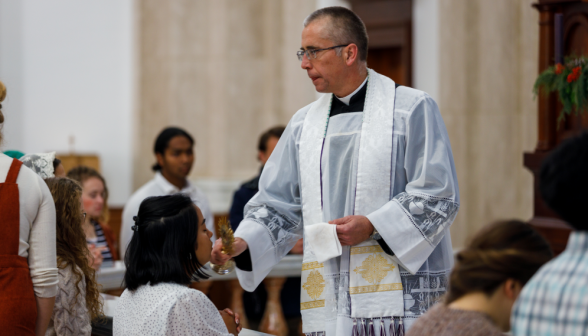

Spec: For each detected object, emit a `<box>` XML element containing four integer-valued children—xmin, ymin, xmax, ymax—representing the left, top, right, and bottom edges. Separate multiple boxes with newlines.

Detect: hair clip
<box><xmin>131</xmin><ymin>225</ymin><xmax>139</xmax><ymax>232</ymax></box>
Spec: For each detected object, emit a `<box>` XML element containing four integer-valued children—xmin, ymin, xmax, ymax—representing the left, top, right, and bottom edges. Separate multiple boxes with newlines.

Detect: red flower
<box><xmin>555</xmin><ymin>63</ymin><xmax>565</xmax><ymax>74</ymax></box>
<box><xmin>568</xmin><ymin>74</ymin><xmax>574</xmax><ymax>83</ymax></box>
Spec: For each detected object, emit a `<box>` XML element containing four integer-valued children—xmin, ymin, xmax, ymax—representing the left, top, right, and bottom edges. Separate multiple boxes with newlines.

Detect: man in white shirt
<box><xmin>120</xmin><ymin>127</ymin><xmax>215</xmax><ymax>259</ymax></box>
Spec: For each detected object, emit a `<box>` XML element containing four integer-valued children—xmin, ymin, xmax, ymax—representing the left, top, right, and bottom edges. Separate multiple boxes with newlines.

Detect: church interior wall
<box><xmin>136</xmin><ymin>0</ymin><xmax>319</xmax><ymax>212</ymax></box>
<box><xmin>0</xmin><ymin>0</ymin><xmax>135</xmax><ymax>206</ymax></box>
<box><xmin>438</xmin><ymin>0</ymin><xmax>539</xmax><ymax>248</ymax></box>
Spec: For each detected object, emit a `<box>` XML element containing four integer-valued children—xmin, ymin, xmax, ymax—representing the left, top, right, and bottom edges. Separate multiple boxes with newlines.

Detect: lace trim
<box><xmin>244</xmin><ymin>204</ymin><xmax>302</xmax><ymax>258</ymax></box>
<box><xmin>393</xmin><ymin>192</ymin><xmax>459</xmax><ymax>247</ymax></box>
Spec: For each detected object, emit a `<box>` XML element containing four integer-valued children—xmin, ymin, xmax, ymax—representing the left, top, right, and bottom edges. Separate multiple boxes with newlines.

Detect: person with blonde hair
<box><xmin>0</xmin><ymin>80</ymin><xmax>58</xmax><ymax>335</ymax></box>
<box><xmin>68</xmin><ymin>166</ymin><xmax>118</xmax><ymax>269</ymax></box>
<box><xmin>407</xmin><ymin>220</ymin><xmax>553</xmax><ymax>336</ymax></box>
<box><xmin>44</xmin><ymin>177</ymin><xmax>104</xmax><ymax>335</ymax></box>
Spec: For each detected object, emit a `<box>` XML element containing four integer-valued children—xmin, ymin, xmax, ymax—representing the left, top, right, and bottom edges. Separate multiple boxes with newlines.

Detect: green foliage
<box><xmin>534</xmin><ymin>56</ymin><xmax>588</xmax><ymax>126</ymax></box>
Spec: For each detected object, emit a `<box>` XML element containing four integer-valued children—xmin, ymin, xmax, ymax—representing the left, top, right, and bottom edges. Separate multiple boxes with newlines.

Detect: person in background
<box><xmin>229</xmin><ymin>126</ymin><xmax>303</xmax><ymax>331</ymax></box>
<box><xmin>511</xmin><ymin>132</ymin><xmax>588</xmax><ymax>336</ymax></box>
<box><xmin>44</xmin><ymin>177</ymin><xmax>104</xmax><ymax>336</ymax></box>
<box><xmin>20</xmin><ymin>152</ymin><xmax>66</xmax><ymax>178</ymax></box>
<box><xmin>0</xmin><ymin>80</ymin><xmax>58</xmax><ymax>336</ymax></box>
<box><xmin>120</xmin><ymin>127</ymin><xmax>215</xmax><ymax>259</ymax></box>
<box><xmin>407</xmin><ymin>220</ymin><xmax>552</xmax><ymax>336</ymax></box>
<box><xmin>115</xmin><ymin>194</ymin><xmax>240</xmax><ymax>336</ymax></box>
<box><xmin>68</xmin><ymin>166</ymin><xmax>118</xmax><ymax>269</ymax></box>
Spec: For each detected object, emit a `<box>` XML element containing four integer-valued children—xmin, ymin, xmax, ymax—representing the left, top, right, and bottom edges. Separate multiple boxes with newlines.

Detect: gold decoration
<box><xmin>301</xmin><ymin>261</ymin><xmax>324</xmax><ymax>271</ymax></box>
<box><xmin>350</xmin><ymin>245</ymin><xmax>384</xmax><ymax>255</ymax></box>
<box><xmin>349</xmin><ymin>283</ymin><xmax>403</xmax><ymax>295</ymax></box>
<box><xmin>210</xmin><ymin>217</ymin><xmax>235</xmax><ymax>275</ymax></box>
<box><xmin>353</xmin><ymin>254</ymin><xmax>396</xmax><ymax>284</ymax></box>
<box><xmin>218</xmin><ymin>217</ymin><xmax>235</xmax><ymax>255</ymax></box>
<box><xmin>300</xmin><ymin>300</ymin><xmax>325</xmax><ymax>310</ymax></box>
<box><xmin>302</xmin><ymin>270</ymin><xmax>326</xmax><ymax>300</ymax></box>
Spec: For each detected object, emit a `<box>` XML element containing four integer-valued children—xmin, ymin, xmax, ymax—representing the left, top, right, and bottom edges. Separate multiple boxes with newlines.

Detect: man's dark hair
<box><xmin>152</xmin><ymin>127</ymin><xmax>194</xmax><ymax>171</ymax></box>
<box><xmin>303</xmin><ymin>6</ymin><xmax>369</xmax><ymax>62</ymax></box>
<box><xmin>258</xmin><ymin>126</ymin><xmax>285</xmax><ymax>152</ymax></box>
<box><xmin>540</xmin><ymin>131</ymin><xmax>588</xmax><ymax>230</ymax></box>
<box><xmin>123</xmin><ymin>194</ymin><xmax>209</xmax><ymax>291</ymax></box>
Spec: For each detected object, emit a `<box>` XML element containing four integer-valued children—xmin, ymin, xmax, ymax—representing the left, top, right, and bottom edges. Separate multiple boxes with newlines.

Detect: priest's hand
<box><xmin>331</xmin><ymin>215</ymin><xmax>374</xmax><ymax>246</ymax></box>
<box><xmin>211</xmin><ymin>237</ymin><xmax>248</xmax><ymax>265</ymax></box>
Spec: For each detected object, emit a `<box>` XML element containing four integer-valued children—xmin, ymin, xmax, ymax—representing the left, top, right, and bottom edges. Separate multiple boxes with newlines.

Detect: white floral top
<box><xmin>114</xmin><ymin>282</ymin><xmax>232</xmax><ymax>336</ymax></box>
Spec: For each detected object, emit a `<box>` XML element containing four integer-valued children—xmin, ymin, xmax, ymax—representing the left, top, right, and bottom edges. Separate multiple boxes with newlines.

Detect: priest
<box><xmin>212</xmin><ymin>6</ymin><xmax>459</xmax><ymax>335</ymax></box>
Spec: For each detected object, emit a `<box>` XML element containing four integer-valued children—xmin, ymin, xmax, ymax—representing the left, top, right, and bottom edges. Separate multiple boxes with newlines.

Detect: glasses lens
<box><xmin>297</xmin><ymin>51</ymin><xmax>304</xmax><ymax>61</ymax></box>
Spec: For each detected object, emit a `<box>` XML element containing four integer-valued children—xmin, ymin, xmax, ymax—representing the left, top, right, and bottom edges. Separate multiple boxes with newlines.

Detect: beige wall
<box><xmin>135</xmin><ymin>0</ymin><xmax>317</xmax><ymax>189</ymax></box>
<box><xmin>438</xmin><ymin>0</ymin><xmax>539</xmax><ymax>248</ymax></box>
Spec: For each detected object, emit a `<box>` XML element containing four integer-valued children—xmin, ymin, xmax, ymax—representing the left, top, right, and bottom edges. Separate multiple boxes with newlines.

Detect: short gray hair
<box><xmin>303</xmin><ymin>6</ymin><xmax>369</xmax><ymax>62</ymax></box>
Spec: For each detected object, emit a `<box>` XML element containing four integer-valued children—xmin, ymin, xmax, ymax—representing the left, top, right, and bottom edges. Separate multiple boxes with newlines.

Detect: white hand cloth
<box><xmin>305</xmin><ymin>223</ymin><xmax>342</xmax><ymax>263</ymax></box>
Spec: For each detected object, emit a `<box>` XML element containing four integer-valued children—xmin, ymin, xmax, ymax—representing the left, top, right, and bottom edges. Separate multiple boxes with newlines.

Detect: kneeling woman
<box><xmin>407</xmin><ymin>220</ymin><xmax>553</xmax><ymax>336</ymax></box>
<box><xmin>114</xmin><ymin>194</ymin><xmax>240</xmax><ymax>336</ymax></box>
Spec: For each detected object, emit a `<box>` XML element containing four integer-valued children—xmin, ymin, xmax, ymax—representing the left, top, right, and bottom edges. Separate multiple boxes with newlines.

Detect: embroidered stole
<box><xmin>299</xmin><ymin>69</ymin><xmax>404</xmax><ymax>333</ymax></box>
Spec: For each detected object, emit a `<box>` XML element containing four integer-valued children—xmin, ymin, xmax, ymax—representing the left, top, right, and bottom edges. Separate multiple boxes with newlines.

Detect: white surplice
<box><xmin>234</xmin><ymin>70</ymin><xmax>459</xmax><ymax>335</ymax></box>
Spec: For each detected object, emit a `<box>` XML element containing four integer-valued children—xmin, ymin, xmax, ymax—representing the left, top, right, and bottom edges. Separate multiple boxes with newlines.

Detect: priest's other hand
<box><xmin>211</xmin><ymin>237</ymin><xmax>248</xmax><ymax>265</ymax></box>
<box><xmin>331</xmin><ymin>215</ymin><xmax>374</xmax><ymax>246</ymax></box>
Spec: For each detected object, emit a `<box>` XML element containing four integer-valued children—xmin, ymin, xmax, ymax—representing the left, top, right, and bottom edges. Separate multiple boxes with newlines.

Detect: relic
<box><xmin>210</xmin><ymin>217</ymin><xmax>236</xmax><ymax>275</ymax></box>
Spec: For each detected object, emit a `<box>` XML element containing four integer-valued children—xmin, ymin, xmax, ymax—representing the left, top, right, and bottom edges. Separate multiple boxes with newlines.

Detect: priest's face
<box><xmin>157</xmin><ymin>135</ymin><xmax>194</xmax><ymax>180</ymax></box>
<box><xmin>300</xmin><ymin>18</ymin><xmax>349</xmax><ymax>94</ymax></box>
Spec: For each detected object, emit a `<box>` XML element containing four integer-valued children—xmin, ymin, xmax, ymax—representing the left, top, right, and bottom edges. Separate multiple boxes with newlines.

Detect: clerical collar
<box><xmin>335</xmin><ymin>77</ymin><xmax>368</xmax><ymax>106</ymax></box>
<box><xmin>330</xmin><ymin>78</ymin><xmax>368</xmax><ymax>117</ymax></box>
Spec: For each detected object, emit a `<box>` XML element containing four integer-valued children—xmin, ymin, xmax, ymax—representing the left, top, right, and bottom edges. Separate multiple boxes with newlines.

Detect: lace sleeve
<box><xmin>393</xmin><ymin>192</ymin><xmax>459</xmax><ymax>248</ymax></box>
<box><xmin>243</xmin><ymin>204</ymin><xmax>303</xmax><ymax>258</ymax></box>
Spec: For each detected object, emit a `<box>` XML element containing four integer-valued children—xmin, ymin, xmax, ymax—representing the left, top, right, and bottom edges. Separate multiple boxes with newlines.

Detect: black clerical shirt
<box><xmin>329</xmin><ymin>80</ymin><xmax>368</xmax><ymax>117</ymax></box>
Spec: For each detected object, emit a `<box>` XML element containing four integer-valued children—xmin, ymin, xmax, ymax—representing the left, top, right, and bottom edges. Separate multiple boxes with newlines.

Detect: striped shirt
<box><xmin>87</xmin><ymin>220</ymin><xmax>113</xmax><ymax>264</ymax></box>
<box><xmin>511</xmin><ymin>231</ymin><xmax>588</xmax><ymax>336</ymax></box>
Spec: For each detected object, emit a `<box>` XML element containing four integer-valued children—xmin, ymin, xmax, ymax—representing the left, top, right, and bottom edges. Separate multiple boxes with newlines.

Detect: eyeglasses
<box><xmin>297</xmin><ymin>44</ymin><xmax>350</xmax><ymax>61</ymax></box>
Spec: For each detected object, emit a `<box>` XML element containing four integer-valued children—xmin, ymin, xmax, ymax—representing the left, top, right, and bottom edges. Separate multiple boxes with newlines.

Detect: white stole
<box><xmin>299</xmin><ymin>69</ymin><xmax>404</xmax><ymax>333</ymax></box>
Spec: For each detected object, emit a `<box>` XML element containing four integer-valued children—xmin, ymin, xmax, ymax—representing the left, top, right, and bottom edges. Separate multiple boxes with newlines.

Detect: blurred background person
<box><xmin>228</xmin><ymin>126</ymin><xmax>302</xmax><ymax>333</ymax></box>
<box><xmin>120</xmin><ymin>127</ymin><xmax>215</xmax><ymax>259</ymax></box>
<box><xmin>407</xmin><ymin>220</ymin><xmax>553</xmax><ymax>336</ymax></box>
<box><xmin>20</xmin><ymin>152</ymin><xmax>66</xmax><ymax>179</ymax></box>
<box><xmin>511</xmin><ymin>132</ymin><xmax>588</xmax><ymax>336</ymax></box>
<box><xmin>68</xmin><ymin>166</ymin><xmax>118</xmax><ymax>270</ymax></box>
<box><xmin>0</xmin><ymin>80</ymin><xmax>57</xmax><ymax>336</ymax></box>
<box><xmin>45</xmin><ymin>177</ymin><xmax>104</xmax><ymax>336</ymax></box>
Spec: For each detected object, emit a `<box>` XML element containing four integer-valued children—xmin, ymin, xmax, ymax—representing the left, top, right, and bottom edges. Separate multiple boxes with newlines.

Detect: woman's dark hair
<box><xmin>258</xmin><ymin>126</ymin><xmax>285</xmax><ymax>153</ymax></box>
<box><xmin>540</xmin><ymin>131</ymin><xmax>588</xmax><ymax>230</ymax></box>
<box><xmin>445</xmin><ymin>220</ymin><xmax>552</xmax><ymax>304</ymax></box>
<box><xmin>152</xmin><ymin>127</ymin><xmax>194</xmax><ymax>171</ymax></box>
<box><xmin>124</xmin><ymin>194</ymin><xmax>208</xmax><ymax>290</ymax></box>
<box><xmin>53</xmin><ymin>158</ymin><xmax>61</xmax><ymax>171</ymax></box>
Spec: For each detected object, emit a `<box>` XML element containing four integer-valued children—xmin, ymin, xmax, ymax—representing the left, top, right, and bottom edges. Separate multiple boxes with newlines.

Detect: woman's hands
<box><xmin>219</xmin><ymin>308</ymin><xmax>241</xmax><ymax>335</ymax></box>
<box><xmin>87</xmin><ymin>244</ymin><xmax>105</xmax><ymax>271</ymax></box>
<box><xmin>210</xmin><ymin>238</ymin><xmax>248</xmax><ymax>266</ymax></box>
